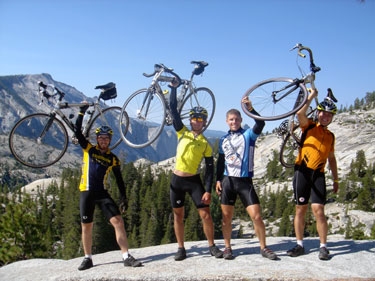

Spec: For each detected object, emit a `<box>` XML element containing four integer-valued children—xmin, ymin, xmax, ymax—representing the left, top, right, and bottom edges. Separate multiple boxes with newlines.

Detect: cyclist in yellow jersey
<box><xmin>74</xmin><ymin>104</ymin><xmax>142</xmax><ymax>270</ymax></box>
<box><xmin>168</xmin><ymin>79</ymin><xmax>223</xmax><ymax>261</ymax></box>
<box><xmin>287</xmin><ymin>88</ymin><xmax>339</xmax><ymax>261</ymax></box>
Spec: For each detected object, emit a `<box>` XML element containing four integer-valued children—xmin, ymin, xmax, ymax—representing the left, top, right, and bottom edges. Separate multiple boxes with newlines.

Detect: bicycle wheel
<box><xmin>9</xmin><ymin>113</ymin><xmax>68</xmax><ymax>168</ymax></box>
<box><xmin>279</xmin><ymin>125</ymin><xmax>302</xmax><ymax>168</ymax></box>
<box><xmin>179</xmin><ymin>87</ymin><xmax>216</xmax><ymax>132</ymax></box>
<box><xmin>241</xmin><ymin>77</ymin><xmax>308</xmax><ymax>121</ymax></box>
<box><xmin>87</xmin><ymin>106</ymin><xmax>128</xmax><ymax>150</ymax></box>
<box><xmin>120</xmin><ymin>88</ymin><xmax>166</xmax><ymax>148</ymax></box>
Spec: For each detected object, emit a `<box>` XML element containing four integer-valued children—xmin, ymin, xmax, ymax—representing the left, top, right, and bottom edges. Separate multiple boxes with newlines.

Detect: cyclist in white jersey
<box><xmin>216</xmin><ymin>97</ymin><xmax>277</xmax><ymax>260</ymax></box>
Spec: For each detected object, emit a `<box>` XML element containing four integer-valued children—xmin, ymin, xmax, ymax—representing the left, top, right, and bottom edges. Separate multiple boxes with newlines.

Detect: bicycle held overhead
<box><xmin>242</xmin><ymin>43</ymin><xmax>338</xmax><ymax>168</ymax></box>
<box><xmin>9</xmin><ymin>81</ymin><xmax>128</xmax><ymax>168</ymax></box>
<box><xmin>119</xmin><ymin>61</ymin><xmax>215</xmax><ymax>148</ymax></box>
<box><xmin>240</xmin><ymin>43</ymin><xmax>338</xmax><ymax>168</ymax></box>
<box><xmin>241</xmin><ymin>43</ymin><xmax>325</xmax><ymax>122</ymax></box>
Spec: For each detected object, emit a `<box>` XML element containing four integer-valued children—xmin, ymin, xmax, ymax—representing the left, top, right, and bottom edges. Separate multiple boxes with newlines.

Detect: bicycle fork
<box><xmin>37</xmin><ymin>113</ymin><xmax>57</xmax><ymax>145</ymax></box>
<box><xmin>272</xmin><ymin>80</ymin><xmax>301</xmax><ymax>104</ymax></box>
<box><xmin>137</xmin><ymin>90</ymin><xmax>155</xmax><ymax>121</ymax></box>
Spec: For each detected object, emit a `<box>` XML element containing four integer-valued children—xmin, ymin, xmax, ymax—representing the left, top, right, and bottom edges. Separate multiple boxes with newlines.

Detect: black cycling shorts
<box><xmin>220</xmin><ymin>176</ymin><xmax>260</xmax><ymax>207</ymax></box>
<box><xmin>79</xmin><ymin>190</ymin><xmax>120</xmax><ymax>223</ymax></box>
<box><xmin>292</xmin><ymin>165</ymin><xmax>326</xmax><ymax>205</ymax></box>
<box><xmin>170</xmin><ymin>174</ymin><xmax>208</xmax><ymax>209</ymax></box>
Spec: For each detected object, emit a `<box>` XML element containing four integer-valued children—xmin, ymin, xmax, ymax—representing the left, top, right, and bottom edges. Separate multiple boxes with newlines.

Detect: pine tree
<box><xmin>0</xmin><ymin>192</ymin><xmax>47</xmax><ymax>265</ymax></box>
<box><xmin>356</xmin><ymin>166</ymin><xmax>375</xmax><ymax>212</ymax></box>
<box><xmin>266</xmin><ymin>150</ymin><xmax>283</xmax><ymax>180</ymax></box>
<box><xmin>184</xmin><ymin>197</ymin><xmax>203</xmax><ymax>242</ymax></box>
<box><xmin>59</xmin><ymin>168</ymin><xmax>81</xmax><ymax>259</ymax></box>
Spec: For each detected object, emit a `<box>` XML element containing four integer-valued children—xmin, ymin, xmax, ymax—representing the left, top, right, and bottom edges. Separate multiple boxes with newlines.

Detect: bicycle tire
<box><xmin>119</xmin><ymin>88</ymin><xmax>166</xmax><ymax>148</ymax></box>
<box><xmin>9</xmin><ymin>113</ymin><xmax>68</xmax><ymax>168</ymax></box>
<box><xmin>241</xmin><ymin>77</ymin><xmax>308</xmax><ymax>121</ymax></box>
<box><xmin>87</xmin><ymin>106</ymin><xmax>128</xmax><ymax>150</ymax></box>
<box><xmin>179</xmin><ymin>87</ymin><xmax>216</xmax><ymax>132</ymax></box>
<box><xmin>279</xmin><ymin>125</ymin><xmax>302</xmax><ymax>168</ymax></box>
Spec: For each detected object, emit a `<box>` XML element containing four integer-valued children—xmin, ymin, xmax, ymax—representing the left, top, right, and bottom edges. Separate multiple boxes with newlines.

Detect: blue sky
<box><xmin>1</xmin><ymin>0</ymin><xmax>374</xmax><ymax>132</ymax></box>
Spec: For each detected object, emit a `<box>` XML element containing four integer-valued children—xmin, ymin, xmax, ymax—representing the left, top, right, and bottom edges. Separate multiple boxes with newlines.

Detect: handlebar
<box><xmin>290</xmin><ymin>43</ymin><xmax>321</xmax><ymax>74</ymax></box>
<box><xmin>142</xmin><ymin>60</ymin><xmax>209</xmax><ymax>84</ymax></box>
<box><xmin>38</xmin><ymin>81</ymin><xmax>65</xmax><ymax>101</ymax></box>
<box><xmin>37</xmin><ymin>80</ymin><xmax>113</xmax><ymax>109</ymax></box>
<box><xmin>142</xmin><ymin>63</ymin><xmax>182</xmax><ymax>85</ymax></box>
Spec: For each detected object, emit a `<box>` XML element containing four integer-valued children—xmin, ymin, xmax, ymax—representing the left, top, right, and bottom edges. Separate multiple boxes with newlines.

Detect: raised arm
<box><xmin>169</xmin><ymin>80</ymin><xmax>184</xmax><ymax>131</ymax></box>
<box><xmin>74</xmin><ymin>104</ymin><xmax>89</xmax><ymax>148</ymax></box>
<box><xmin>297</xmin><ymin>88</ymin><xmax>318</xmax><ymax>128</ymax></box>
<box><xmin>242</xmin><ymin>97</ymin><xmax>265</xmax><ymax>135</ymax></box>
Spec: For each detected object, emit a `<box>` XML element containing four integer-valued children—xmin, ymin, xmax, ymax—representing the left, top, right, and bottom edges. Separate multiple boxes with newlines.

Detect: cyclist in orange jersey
<box><xmin>287</xmin><ymin>88</ymin><xmax>339</xmax><ymax>261</ymax></box>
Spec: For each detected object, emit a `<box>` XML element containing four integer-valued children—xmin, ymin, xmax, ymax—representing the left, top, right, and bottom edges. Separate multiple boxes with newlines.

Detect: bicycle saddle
<box><xmin>327</xmin><ymin>88</ymin><xmax>338</xmax><ymax>103</ymax></box>
<box><xmin>95</xmin><ymin>82</ymin><xmax>116</xmax><ymax>90</ymax></box>
<box><xmin>191</xmin><ymin>61</ymin><xmax>208</xmax><ymax>75</ymax></box>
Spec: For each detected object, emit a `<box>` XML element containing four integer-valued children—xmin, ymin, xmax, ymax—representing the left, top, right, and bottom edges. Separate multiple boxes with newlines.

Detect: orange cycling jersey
<box><xmin>295</xmin><ymin>120</ymin><xmax>335</xmax><ymax>172</ymax></box>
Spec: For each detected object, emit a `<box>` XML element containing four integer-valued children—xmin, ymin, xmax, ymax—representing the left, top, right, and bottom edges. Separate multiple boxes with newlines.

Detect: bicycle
<box><xmin>9</xmin><ymin>81</ymin><xmax>128</xmax><ymax>168</ymax></box>
<box><xmin>240</xmin><ymin>43</ymin><xmax>337</xmax><ymax>168</ymax></box>
<box><xmin>119</xmin><ymin>61</ymin><xmax>216</xmax><ymax>148</ymax></box>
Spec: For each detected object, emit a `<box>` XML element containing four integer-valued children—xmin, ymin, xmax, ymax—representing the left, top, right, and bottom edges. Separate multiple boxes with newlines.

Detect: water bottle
<box><xmin>163</xmin><ymin>89</ymin><xmax>170</xmax><ymax>102</ymax></box>
<box><xmin>82</xmin><ymin>110</ymin><xmax>92</xmax><ymax>130</ymax></box>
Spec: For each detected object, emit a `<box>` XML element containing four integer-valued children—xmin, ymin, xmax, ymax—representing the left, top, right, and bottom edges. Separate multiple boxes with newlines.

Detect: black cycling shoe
<box><xmin>124</xmin><ymin>254</ymin><xmax>142</xmax><ymax>267</ymax></box>
<box><xmin>318</xmin><ymin>247</ymin><xmax>330</xmax><ymax>260</ymax></box>
<box><xmin>78</xmin><ymin>257</ymin><xmax>93</xmax><ymax>270</ymax></box>
<box><xmin>223</xmin><ymin>247</ymin><xmax>235</xmax><ymax>260</ymax></box>
<box><xmin>261</xmin><ymin>247</ymin><xmax>277</xmax><ymax>260</ymax></box>
<box><xmin>174</xmin><ymin>247</ymin><xmax>187</xmax><ymax>261</ymax></box>
<box><xmin>287</xmin><ymin>244</ymin><xmax>305</xmax><ymax>257</ymax></box>
<box><xmin>209</xmin><ymin>244</ymin><xmax>223</xmax><ymax>258</ymax></box>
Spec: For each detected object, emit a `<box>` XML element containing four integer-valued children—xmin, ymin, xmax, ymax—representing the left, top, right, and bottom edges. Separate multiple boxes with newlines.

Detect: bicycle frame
<box><xmin>38</xmin><ymin>83</ymin><xmax>97</xmax><ymax>139</ymax></box>
<box><xmin>119</xmin><ymin>61</ymin><xmax>215</xmax><ymax>148</ymax></box>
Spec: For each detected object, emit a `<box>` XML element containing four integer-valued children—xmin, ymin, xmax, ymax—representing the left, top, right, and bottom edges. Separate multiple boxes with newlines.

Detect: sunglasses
<box><xmin>191</xmin><ymin>117</ymin><xmax>204</xmax><ymax>122</ymax></box>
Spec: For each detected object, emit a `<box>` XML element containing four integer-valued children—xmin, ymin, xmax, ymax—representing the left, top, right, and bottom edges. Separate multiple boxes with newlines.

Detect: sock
<box><xmin>297</xmin><ymin>240</ymin><xmax>303</xmax><ymax>247</ymax></box>
<box><xmin>320</xmin><ymin>243</ymin><xmax>327</xmax><ymax>248</ymax></box>
<box><xmin>85</xmin><ymin>254</ymin><xmax>92</xmax><ymax>259</ymax></box>
<box><xmin>122</xmin><ymin>252</ymin><xmax>129</xmax><ymax>259</ymax></box>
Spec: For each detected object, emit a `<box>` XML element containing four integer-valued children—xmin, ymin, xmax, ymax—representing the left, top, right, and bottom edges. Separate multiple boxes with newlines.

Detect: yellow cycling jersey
<box><xmin>295</xmin><ymin>120</ymin><xmax>335</xmax><ymax>172</ymax></box>
<box><xmin>175</xmin><ymin>126</ymin><xmax>212</xmax><ymax>174</ymax></box>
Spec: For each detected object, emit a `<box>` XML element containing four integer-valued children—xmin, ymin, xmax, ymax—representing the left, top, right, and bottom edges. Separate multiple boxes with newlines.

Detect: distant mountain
<box><xmin>0</xmin><ymin>74</ymin><xmax>225</xmax><ymax>182</ymax></box>
<box><xmin>1</xmin><ymin>74</ymin><xmax>375</xmax><ymax>186</ymax></box>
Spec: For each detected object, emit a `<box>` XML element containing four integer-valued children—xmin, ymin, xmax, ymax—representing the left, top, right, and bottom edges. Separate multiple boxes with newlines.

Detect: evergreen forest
<box><xmin>1</xmin><ymin>92</ymin><xmax>375</xmax><ymax>266</ymax></box>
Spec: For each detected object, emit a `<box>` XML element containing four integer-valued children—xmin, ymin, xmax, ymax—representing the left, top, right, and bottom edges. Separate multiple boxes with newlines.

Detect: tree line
<box><xmin>1</xmin><ymin>91</ymin><xmax>375</xmax><ymax>265</ymax></box>
<box><xmin>1</xmin><ymin>148</ymin><xmax>374</xmax><ymax>266</ymax></box>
